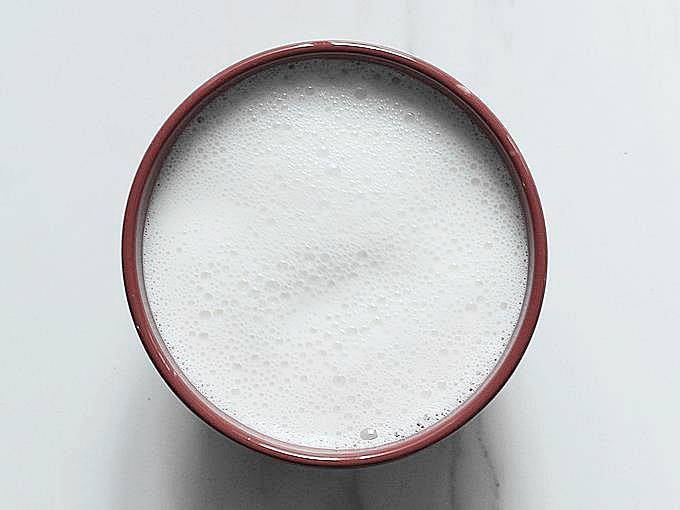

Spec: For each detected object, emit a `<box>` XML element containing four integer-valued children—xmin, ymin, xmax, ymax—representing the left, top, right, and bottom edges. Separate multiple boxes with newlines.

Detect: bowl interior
<box><xmin>122</xmin><ymin>41</ymin><xmax>547</xmax><ymax>466</ymax></box>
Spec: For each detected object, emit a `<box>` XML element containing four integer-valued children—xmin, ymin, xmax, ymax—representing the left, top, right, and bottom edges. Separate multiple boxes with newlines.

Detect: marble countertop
<box><xmin>2</xmin><ymin>1</ymin><xmax>678</xmax><ymax>508</ymax></box>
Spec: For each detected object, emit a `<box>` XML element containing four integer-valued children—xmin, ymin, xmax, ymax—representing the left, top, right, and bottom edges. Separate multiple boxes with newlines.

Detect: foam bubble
<box><xmin>142</xmin><ymin>59</ymin><xmax>529</xmax><ymax>450</ymax></box>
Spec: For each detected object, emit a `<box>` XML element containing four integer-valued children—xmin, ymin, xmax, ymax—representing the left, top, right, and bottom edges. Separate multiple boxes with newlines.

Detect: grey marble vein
<box><xmin>476</xmin><ymin>421</ymin><xmax>501</xmax><ymax>510</ymax></box>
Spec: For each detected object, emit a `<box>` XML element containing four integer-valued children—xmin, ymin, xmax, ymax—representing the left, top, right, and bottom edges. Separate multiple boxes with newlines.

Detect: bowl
<box><xmin>122</xmin><ymin>40</ymin><xmax>547</xmax><ymax>466</ymax></box>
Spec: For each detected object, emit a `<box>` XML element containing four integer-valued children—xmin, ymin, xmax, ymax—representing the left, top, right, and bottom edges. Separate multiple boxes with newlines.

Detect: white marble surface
<box><xmin>1</xmin><ymin>1</ymin><xmax>679</xmax><ymax>508</ymax></box>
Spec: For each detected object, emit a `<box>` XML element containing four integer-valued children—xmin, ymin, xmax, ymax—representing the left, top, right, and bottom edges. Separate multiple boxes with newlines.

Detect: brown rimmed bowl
<box><xmin>122</xmin><ymin>40</ymin><xmax>547</xmax><ymax>467</ymax></box>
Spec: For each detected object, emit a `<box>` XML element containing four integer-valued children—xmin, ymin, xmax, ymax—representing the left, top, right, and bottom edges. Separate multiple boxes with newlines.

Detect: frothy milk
<box><xmin>142</xmin><ymin>59</ymin><xmax>529</xmax><ymax>449</ymax></box>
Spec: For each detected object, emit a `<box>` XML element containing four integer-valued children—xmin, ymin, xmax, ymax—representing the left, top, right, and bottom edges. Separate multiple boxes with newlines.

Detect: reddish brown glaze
<box><xmin>122</xmin><ymin>40</ymin><xmax>548</xmax><ymax>467</ymax></box>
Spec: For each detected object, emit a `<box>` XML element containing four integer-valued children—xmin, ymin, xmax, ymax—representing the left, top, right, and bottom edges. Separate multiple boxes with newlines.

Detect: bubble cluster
<box><xmin>142</xmin><ymin>59</ymin><xmax>529</xmax><ymax>450</ymax></box>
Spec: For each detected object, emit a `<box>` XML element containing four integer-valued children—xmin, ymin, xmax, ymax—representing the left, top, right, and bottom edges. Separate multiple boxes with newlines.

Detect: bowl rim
<box><xmin>122</xmin><ymin>40</ymin><xmax>547</xmax><ymax>467</ymax></box>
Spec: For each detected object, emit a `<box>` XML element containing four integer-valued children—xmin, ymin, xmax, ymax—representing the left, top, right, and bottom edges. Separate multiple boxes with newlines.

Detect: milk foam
<box><xmin>142</xmin><ymin>59</ymin><xmax>529</xmax><ymax>449</ymax></box>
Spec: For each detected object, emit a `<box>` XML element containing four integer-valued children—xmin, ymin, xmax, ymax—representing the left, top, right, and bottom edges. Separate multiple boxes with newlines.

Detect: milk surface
<box><xmin>142</xmin><ymin>59</ymin><xmax>529</xmax><ymax>449</ymax></box>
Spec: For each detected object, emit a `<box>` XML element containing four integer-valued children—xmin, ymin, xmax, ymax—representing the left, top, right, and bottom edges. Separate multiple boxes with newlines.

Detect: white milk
<box><xmin>142</xmin><ymin>59</ymin><xmax>529</xmax><ymax>449</ymax></box>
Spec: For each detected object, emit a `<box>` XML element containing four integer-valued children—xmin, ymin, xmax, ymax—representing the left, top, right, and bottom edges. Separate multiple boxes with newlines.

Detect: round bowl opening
<box><xmin>122</xmin><ymin>40</ymin><xmax>547</xmax><ymax>467</ymax></box>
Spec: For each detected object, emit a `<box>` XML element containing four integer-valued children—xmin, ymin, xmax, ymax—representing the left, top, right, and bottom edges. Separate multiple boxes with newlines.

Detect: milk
<box><xmin>142</xmin><ymin>59</ymin><xmax>529</xmax><ymax>449</ymax></box>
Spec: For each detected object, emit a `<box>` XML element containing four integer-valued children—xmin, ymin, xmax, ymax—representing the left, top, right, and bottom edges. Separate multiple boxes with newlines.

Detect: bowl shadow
<box><xmin>115</xmin><ymin>369</ymin><xmax>501</xmax><ymax>510</ymax></box>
